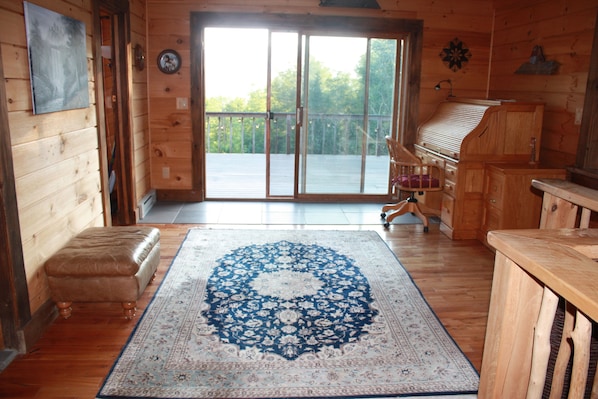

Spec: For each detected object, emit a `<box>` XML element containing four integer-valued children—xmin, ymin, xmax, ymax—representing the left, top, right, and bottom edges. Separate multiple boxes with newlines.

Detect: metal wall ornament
<box><xmin>439</xmin><ymin>38</ymin><xmax>472</xmax><ymax>72</ymax></box>
<box><xmin>515</xmin><ymin>45</ymin><xmax>559</xmax><ymax>75</ymax></box>
<box><xmin>134</xmin><ymin>44</ymin><xmax>145</xmax><ymax>71</ymax></box>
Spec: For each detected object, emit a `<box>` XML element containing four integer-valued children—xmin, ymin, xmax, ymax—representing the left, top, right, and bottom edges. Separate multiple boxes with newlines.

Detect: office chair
<box><xmin>381</xmin><ymin>136</ymin><xmax>443</xmax><ymax>232</ymax></box>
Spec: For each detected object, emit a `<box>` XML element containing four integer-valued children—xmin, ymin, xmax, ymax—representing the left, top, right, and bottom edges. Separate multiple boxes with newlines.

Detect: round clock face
<box><xmin>157</xmin><ymin>49</ymin><xmax>181</xmax><ymax>74</ymax></box>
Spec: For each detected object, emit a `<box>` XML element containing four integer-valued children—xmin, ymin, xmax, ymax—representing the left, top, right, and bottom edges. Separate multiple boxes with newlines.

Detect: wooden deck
<box><xmin>206</xmin><ymin>153</ymin><xmax>390</xmax><ymax>198</ymax></box>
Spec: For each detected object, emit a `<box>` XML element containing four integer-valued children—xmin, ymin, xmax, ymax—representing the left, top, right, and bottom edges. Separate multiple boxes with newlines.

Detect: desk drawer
<box><xmin>445</xmin><ymin>163</ymin><xmax>458</xmax><ymax>181</ymax></box>
<box><xmin>417</xmin><ymin>150</ymin><xmax>445</xmax><ymax>169</ymax></box>
<box><xmin>485</xmin><ymin>172</ymin><xmax>505</xmax><ymax>210</ymax></box>
<box><xmin>484</xmin><ymin>207</ymin><xmax>501</xmax><ymax>232</ymax></box>
<box><xmin>427</xmin><ymin>153</ymin><xmax>445</xmax><ymax>168</ymax></box>
<box><xmin>444</xmin><ymin>179</ymin><xmax>457</xmax><ymax>197</ymax></box>
<box><xmin>441</xmin><ymin>194</ymin><xmax>455</xmax><ymax>228</ymax></box>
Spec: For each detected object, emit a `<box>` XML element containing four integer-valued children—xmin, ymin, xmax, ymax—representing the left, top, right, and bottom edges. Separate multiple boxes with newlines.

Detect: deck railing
<box><xmin>205</xmin><ymin>111</ymin><xmax>392</xmax><ymax>157</ymax></box>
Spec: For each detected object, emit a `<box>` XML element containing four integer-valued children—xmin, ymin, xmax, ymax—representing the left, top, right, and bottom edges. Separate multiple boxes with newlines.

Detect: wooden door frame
<box><xmin>575</xmin><ymin>9</ymin><xmax>598</xmax><ymax>173</ymax></box>
<box><xmin>190</xmin><ymin>12</ymin><xmax>422</xmax><ymax>201</ymax></box>
<box><xmin>0</xmin><ymin>46</ymin><xmax>31</xmax><ymax>351</ymax></box>
<box><xmin>93</xmin><ymin>0</ymin><xmax>136</xmax><ymax>225</ymax></box>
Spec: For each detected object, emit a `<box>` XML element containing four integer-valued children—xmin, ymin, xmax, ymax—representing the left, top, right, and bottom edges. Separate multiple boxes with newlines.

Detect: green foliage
<box><xmin>271</xmin><ymin>69</ymin><xmax>297</xmax><ymax>113</ymax></box>
<box><xmin>205</xmin><ymin>38</ymin><xmax>397</xmax><ymax>156</ymax></box>
<box><xmin>357</xmin><ymin>39</ymin><xmax>398</xmax><ymax>116</ymax></box>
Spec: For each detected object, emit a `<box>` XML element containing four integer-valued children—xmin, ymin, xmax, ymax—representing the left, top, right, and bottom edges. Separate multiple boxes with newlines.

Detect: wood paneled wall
<box><xmin>489</xmin><ymin>0</ymin><xmax>598</xmax><ymax>168</ymax></box>
<box><xmin>147</xmin><ymin>0</ymin><xmax>597</xmax><ymax>192</ymax></box>
<box><xmin>1</xmin><ymin>0</ymin><xmax>104</xmax><ymax>316</ymax></box>
<box><xmin>0</xmin><ymin>0</ymin><xmax>151</xmax><ymax>322</ymax></box>
<box><xmin>146</xmin><ymin>0</ymin><xmax>494</xmax><ymax>191</ymax></box>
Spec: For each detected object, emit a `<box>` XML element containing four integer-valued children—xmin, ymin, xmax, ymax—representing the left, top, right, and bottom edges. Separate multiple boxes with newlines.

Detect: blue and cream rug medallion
<box><xmin>97</xmin><ymin>229</ymin><xmax>479</xmax><ymax>399</ymax></box>
<box><xmin>205</xmin><ymin>240</ymin><xmax>377</xmax><ymax>360</ymax></box>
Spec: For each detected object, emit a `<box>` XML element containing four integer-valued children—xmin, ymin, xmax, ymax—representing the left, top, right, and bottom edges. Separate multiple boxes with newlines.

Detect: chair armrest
<box><xmin>391</xmin><ymin>161</ymin><xmax>444</xmax><ymax>189</ymax></box>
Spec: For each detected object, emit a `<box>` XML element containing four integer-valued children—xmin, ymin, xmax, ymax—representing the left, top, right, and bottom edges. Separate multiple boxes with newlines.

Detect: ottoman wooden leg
<box><xmin>56</xmin><ymin>302</ymin><xmax>73</xmax><ymax>319</ymax></box>
<box><xmin>122</xmin><ymin>302</ymin><xmax>137</xmax><ymax>319</ymax></box>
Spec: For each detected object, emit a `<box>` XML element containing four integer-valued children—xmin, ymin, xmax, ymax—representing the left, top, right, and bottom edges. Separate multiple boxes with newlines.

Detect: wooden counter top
<box><xmin>487</xmin><ymin>228</ymin><xmax>598</xmax><ymax>321</ymax></box>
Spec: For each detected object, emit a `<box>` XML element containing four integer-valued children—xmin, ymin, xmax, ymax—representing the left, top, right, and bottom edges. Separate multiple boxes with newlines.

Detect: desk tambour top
<box><xmin>417</xmin><ymin>98</ymin><xmax>544</xmax><ymax>162</ymax></box>
<box><xmin>487</xmin><ymin>228</ymin><xmax>598</xmax><ymax>321</ymax></box>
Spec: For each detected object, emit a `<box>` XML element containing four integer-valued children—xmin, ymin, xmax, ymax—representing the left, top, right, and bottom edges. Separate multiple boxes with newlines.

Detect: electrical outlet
<box><xmin>162</xmin><ymin>167</ymin><xmax>170</xmax><ymax>179</ymax></box>
<box><xmin>575</xmin><ymin>108</ymin><xmax>583</xmax><ymax>125</ymax></box>
<box><xmin>176</xmin><ymin>97</ymin><xmax>188</xmax><ymax>110</ymax></box>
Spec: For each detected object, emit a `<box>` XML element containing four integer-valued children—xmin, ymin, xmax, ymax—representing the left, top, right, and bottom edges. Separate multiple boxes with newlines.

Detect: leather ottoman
<box><xmin>44</xmin><ymin>226</ymin><xmax>160</xmax><ymax>319</ymax></box>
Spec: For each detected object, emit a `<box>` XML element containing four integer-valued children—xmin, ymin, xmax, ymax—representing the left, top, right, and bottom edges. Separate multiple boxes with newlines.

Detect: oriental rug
<box><xmin>97</xmin><ymin>229</ymin><xmax>479</xmax><ymax>399</ymax></box>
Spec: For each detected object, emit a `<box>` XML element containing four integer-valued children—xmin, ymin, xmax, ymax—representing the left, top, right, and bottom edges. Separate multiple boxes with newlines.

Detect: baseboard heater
<box><xmin>138</xmin><ymin>189</ymin><xmax>157</xmax><ymax>220</ymax></box>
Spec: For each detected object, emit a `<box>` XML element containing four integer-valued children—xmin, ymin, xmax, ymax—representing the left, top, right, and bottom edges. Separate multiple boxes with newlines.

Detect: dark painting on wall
<box><xmin>24</xmin><ymin>2</ymin><xmax>89</xmax><ymax>114</ymax></box>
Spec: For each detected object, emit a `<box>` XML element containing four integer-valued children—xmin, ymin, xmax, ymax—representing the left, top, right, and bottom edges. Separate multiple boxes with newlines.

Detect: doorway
<box><xmin>191</xmin><ymin>12</ymin><xmax>423</xmax><ymax>202</ymax></box>
<box><xmin>203</xmin><ymin>28</ymin><xmax>400</xmax><ymax>200</ymax></box>
<box><xmin>95</xmin><ymin>1</ymin><xmax>136</xmax><ymax>225</ymax></box>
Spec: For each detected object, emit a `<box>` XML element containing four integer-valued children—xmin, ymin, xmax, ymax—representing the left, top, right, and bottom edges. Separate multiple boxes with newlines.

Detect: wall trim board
<box><xmin>17</xmin><ymin>300</ymin><xmax>58</xmax><ymax>354</ymax></box>
<box><xmin>156</xmin><ymin>189</ymin><xmax>203</xmax><ymax>202</ymax></box>
<box><xmin>0</xmin><ymin>43</ymin><xmax>31</xmax><ymax>351</ymax></box>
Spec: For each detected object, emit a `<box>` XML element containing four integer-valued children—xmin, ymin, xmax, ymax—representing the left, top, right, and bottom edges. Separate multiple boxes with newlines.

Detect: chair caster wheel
<box><xmin>380</xmin><ymin>212</ymin><xmax>386</xmax><ymax>219</ymax></box>
<box><xmin>383</xmin><ymin>222</ymin><xmax>390</xmax><ymax>229</ymax></box>
<box><xmin>423</xmin><ymin>226</ymin><xmax>429</xmax><ymax>233</ymax></box>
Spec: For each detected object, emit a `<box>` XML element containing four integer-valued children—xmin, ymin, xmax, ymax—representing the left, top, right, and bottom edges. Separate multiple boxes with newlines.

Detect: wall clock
<box><xmin>157</xmin><ymin>49</ymin><xmax>181</xmax><ymax>74</ymax></box>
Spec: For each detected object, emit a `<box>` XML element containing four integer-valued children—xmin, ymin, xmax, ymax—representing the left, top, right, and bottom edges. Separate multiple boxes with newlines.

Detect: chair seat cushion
<box><xmin>392</xmin><ymin>174</ymin><xmax>440</xmax><ymax>188</ymax></box>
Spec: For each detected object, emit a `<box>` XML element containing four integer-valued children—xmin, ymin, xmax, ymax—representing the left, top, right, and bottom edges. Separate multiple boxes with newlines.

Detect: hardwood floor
<box><xmin>0</xmin><ymin>223</ymin><xmax>496</xmax><ymax>398</ymax></box>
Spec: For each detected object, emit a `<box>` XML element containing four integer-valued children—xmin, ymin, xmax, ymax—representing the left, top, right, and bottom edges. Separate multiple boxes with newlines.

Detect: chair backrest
<box><xmin>385</xmin><ymin>136</ymin><xmax>421</xmax><ymax>165</ymax></box>
<box><xmin>385</xmin><ymin>136</ymin><xmax>443</xmax><ymax>191</ymax></box>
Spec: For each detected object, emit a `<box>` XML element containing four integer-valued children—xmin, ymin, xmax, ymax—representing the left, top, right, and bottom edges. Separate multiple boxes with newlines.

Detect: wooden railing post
<box><xmin>527</xmin><ymin>286</ymin><xmax>559</xmax><ymax>399</ymax></box>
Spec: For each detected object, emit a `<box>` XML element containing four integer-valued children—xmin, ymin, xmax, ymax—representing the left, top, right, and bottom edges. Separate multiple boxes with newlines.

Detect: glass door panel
<box><xmin>298</xmin><ymin>36</ymin><xmax>396</xmax><ymax>195</ymax></box>
<box><xmin>364</xmin><ymin>39</ymin><xmax>399</xmax><ymax>194</ymax></box>
<box><xmin>268</xmin><ymin>32</ymin><xmax>299</xmax><ymax>197</ymax></box>
<box><xmin>204</xmin><ymin>28</ymin><xmax>268</xmax><ymax>198</ymax></box>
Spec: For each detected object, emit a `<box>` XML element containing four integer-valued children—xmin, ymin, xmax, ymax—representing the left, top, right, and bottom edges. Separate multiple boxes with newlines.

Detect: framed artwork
<box><xmin>24</xmin><ymin>2</ymin><xmax>89</xmax><ymax>114</ymax></box>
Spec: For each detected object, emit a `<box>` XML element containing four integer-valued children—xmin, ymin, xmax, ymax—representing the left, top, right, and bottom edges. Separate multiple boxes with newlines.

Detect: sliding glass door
<box><xmin>202</xmin><ymin>26</ymin><xmax>401</xmax><ymax>199</ymax></box>
<box><xmin>298</xmin><ymin>36</ymin><xmax>397</xmax><ymax>195</ymax></box>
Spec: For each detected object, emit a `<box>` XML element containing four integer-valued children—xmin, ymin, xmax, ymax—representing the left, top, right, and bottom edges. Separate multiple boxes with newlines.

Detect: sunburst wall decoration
<box><xmin>440</xmin><ymin>38</ymin><xmax>472</xmax><ymax>72</ymax></box>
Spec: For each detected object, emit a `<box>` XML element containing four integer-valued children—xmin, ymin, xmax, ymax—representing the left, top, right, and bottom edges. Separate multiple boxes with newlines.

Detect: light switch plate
<box><xmin>176</xmin><ymin>97</ymin><xmax>188</xmax><ymax>110</ymax></box>
<box><xmin>575</xmin><ymin>108</ymin><xmax>583</xmax><ymax>125</ymax></box>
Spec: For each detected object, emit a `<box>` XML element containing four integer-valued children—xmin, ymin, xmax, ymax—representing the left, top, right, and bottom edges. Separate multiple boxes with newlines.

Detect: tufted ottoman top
<box><xmin>45</xmin><ymin>226</ymin><xmax>160</xmax><ymax>277</ymax></box>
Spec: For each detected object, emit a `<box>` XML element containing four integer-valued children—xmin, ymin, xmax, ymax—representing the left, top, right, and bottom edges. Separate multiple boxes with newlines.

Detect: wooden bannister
<box><xmin>479</xmin><ymin>179</ymin><xmax>598</xmax><ymax>399</ymax></box>
<box><xmin>532</xmin><ymin>178</ymin><xmax>598</xmax><ymax>229</ymax></box>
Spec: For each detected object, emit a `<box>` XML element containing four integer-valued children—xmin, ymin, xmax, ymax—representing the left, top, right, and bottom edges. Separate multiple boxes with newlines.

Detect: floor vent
<box><xmin>139</xmin><ymin>189</ymin><xmax>157</xmax><ymax>220</ymax></box>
